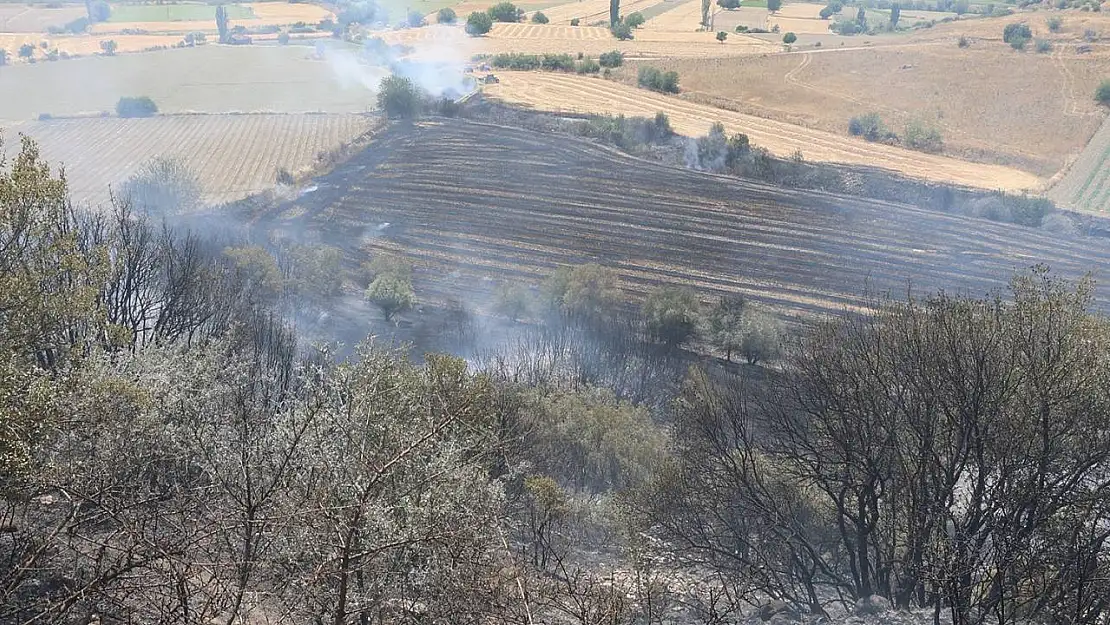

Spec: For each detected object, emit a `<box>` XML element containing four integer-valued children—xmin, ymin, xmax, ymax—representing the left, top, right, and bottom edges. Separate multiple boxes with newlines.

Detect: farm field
<box><xmin>2</xmin><ymin>114</ymin><xmax>374</xmax><ymax>206</ymax></box>
<box><xmin>0</xmin><ymin>3</ymin><xmax>83</xmax><ymax>31</ymax></box>
<box><xmin>273</xmin><ymin>119</ymin><xmax>1110</xmax><ymax>318</ymax></box>
<box><xmin>1049</xmin><ymin>114</ymin><xmax>1110</xmax><ymax>213</ymax></box>
<box><xmin>105</xmin><ymin>3</ymin><xmax>254</xmax><ymax>22</ymax></box>
<box><xmin>0</xmin><ymin>32</ymin><xmax>184</xmax><ymax>57</ymax></box>
<box><xmin>482</xmin><ymin>71</ymin><xmax>1042</xmax><ymax>190</ymax></box>
<box><xmin>0</xmin><ymin>45</ymin><xmax>378</xmax><ymax>123</ymax></box>
<box><xmin>88</xmin><ymin>1</ymin><xmax>332</xmax><ymax>34</ymax></box>
<box><xmin>619</xmin><ymin>37</ymin><xmax>1110</xmax><ymax>177</ymax></box>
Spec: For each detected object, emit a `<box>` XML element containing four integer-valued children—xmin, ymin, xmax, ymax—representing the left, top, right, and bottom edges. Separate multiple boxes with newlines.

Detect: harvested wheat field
<box><xmin>2</xmin><ymin>114</ymin><xmax>374</xmax><ymax>206</ymax></box>
<box><xmin>483</xmin><ymin>71</ymin><xmax>1042</xmax><ymax>190</ymax></box>
<box><xmin>271</xmin><ymin>119</ymin><xmax>1110</xmax><ymax>318</ymax></box>
<box><xmin>0</xmin><ymin>32</ymin><xmax>183</xmax><ymax>57</ymax></box>
<box><xmin>624</xmin><ymin>39</ymin><xmax>1110</xmax><ymax>176</ymax></box>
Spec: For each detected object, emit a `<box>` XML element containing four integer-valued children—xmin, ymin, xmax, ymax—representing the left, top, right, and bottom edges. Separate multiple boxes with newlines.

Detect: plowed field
<box><xmin>274</xmin><ymin>119</ymin><xmax>1110</xmax><ymax>317</ymax></box>
<box><xmin>1050</xmin><ymin>114</ymin><xmax>1110</xmax><ymax>213</ymax></box>
<box><xmin>3</xmin><ymin>114</ymin><xmax>374</xmax><ymax>206</ymax></box>
<box><xmin>482</xmin><ymin>71</ymin><xmax>1042</xmax><ymax>191</ymax></box>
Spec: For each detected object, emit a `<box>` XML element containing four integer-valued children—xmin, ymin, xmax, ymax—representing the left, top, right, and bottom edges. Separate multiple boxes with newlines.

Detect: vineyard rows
<box><xmin>3</xmin><ymin>114</ymin><xmax>374</xmax><ymax>206</ymax></box>
<box><xmin>279</xmin><ymin>120</ymin><xmax>1110</xmax><ymax>318</ymax></box>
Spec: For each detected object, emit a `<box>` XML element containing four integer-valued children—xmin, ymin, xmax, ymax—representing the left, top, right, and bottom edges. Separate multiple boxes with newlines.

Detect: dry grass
<box><xmin>2</xmin><ymin>113</ymin><xmax>374</xmax><ymax>206</ymax></box>
<box><xmin>619</xmin><ymin>35</ymin><xmax>1110</xmax><ymax>176</ymax></box>
<box><xmin>483</xmin><ymin>71</ymin><xmax>1041</xmax><ymax>190</ymax></box>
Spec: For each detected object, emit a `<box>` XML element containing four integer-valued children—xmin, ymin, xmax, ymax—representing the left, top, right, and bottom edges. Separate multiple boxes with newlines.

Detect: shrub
<box><xmin>1010</xmin><ymin>35</ymin><xmax>1028</xmax><ymax>50</ymax></box>
<box><xmin>407</xmin><ymin>10</ymin><xmax>426</xmax><ymax>26</ymax></box>
<box><xmin>737</xmin><ymin>308</ymin><xmax>783</xmax><ymax>364</ymax></box>
<box><xmin>626</xmin><ymin>11</ymin><xmax>645</xmax><ymax>27</ymax></box>
<box><xmin>1084</xmin><ymin>28</ymin><xmax>1099</xmax><ymax>41</ymax></box>
<box><xmin>958</xmin><ymin>35</ymin><xmax>970</xmax><ymax>47</ymax></box>
<box><xmin>1003</xmin><ymin>22</ymin><xmax>1032</xmax><ymax>43</ymax></box>
<box><xmin>487</xmin><ymin>1</ymin><xmax>523</xmax><ymax>22</ymax></box>
<box><xmin>848</xmin><ymin>112</ymin><xmax>887</xmax><ymax>141</ymax></box>
<box><xmin>120</xmin><ymin>157</ymin><xmax>202</xmax><ymax>215</ymax></box>
<box><xmin>570</xmin><ymin>17</ymin><xmax>580</xmax><ymax>25</ymax></box>
<box><xmin>903</xmin><ymin>119</ymin><xmax>944</xmax><ymax>153</ymax></box>
<box><xmin>1035</xmin><ymin>38</ymin><xmax>1052</xmax><ymax>52</ymax></box>
<box><xmin>277</xmin><ymin>31</ymin><xmax>290</xmax><ymax>44</ymax></box>
<box><xmin>542</xmin><ymin>263</ymin><xmax>622</xmax><ymax>320</ymax></box>
<box><xmin>637</xmin><ymin>66</ymin><xmax>680</xmax><ymax>93</ymax></box>
<box><xmin>1047</xmin><ymin>16</ymin><xmax>1062</xmax><ymax>32</ymax></box>
<box><xmin>466</xmin><ymin>10</ymin><xmax>494</xmax><ymax>34</ymax></box>
<box><xmin>437</xmin><ymin>7</ymin><xmax>457</xmax><ymax>23</ymax></box>
<box><xmin>783</xmin><ymin>31</ymin><xmax>797</xmax><ymax>43</ymax></box>
<box><xmin>599</xmin><ymin>50</ymin><xmax>624</xmax><ymax>67</ymax></box>
<box><xmin>377</xmin><ymin>75</ymin><xmax>422</xmax><ymax>118</ymax></box>
<box><xmin>494</xmin><ymin>284</ymin><xmax>531</xmax><ymax>320</ymax></box>
<box><xmin>643</xmin><ymin>286</ymin><xmax>701</xmax><ymax>345</ymax></box>
<box><xmin>99</xmin><ymin>39</ymin><xmax>117</xmax><ymax>55</ymax></box>
<box><xmin>116</xmin><ymin>96</ymin><xmax>157</xmax><ymax>118</ymax></box>
<box><xmin>718</xmin><ymin>0</ymin><xmax>742</xmax><ymax>7</ymax></box>
<box><xmin>717</xmin><ymin>30</ymin><xmax>728</xmax><ymax>42</ymax></box>
<box><xmin>531</xmin><ymin>10</ymin><xmax>549</xmax><ymax>23</ymax></box>
<box><xmin>366</xmin><ymin>274</ymin><xmax>414</xmax><ymax>321</ymax></box>
<box><xmin>1096</xmin><ymin>79</ymin><xmax>1110</xmax><ymax>104</ymax></box>
<box><xmin>611</xmin><ymin>20</ymin><xmax>633</xmax><ymax>39</ymax></box>
<box><xmin>768</xmin><ymin>0</ymin><xmax>783</xmax><ymax>11</ymax></box>
<box><xmin>820</xmin><ymin>4</ymin><xmax>836</xmax><ymax>18</ymax></box>
<box><xmin>576</xmin><ymin>57</ymin><xmax>600</xmax><ymax>73</ymax></box>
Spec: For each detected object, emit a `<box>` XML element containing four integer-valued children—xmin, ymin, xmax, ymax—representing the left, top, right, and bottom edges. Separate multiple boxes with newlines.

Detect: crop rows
<box><xmin>1050</xmin><ymin>114</ymin><xmax>1110</xmax><ymax>213</ymax></box>
<box><xmin>281</xmin><ymin>119</ymin><xmax>1110</xmax><ymax>318</ymax></box>
<box><xmin>4</xmin><ymin>114</ymin><xmax>374</xmax><ymax>206</ymax></box>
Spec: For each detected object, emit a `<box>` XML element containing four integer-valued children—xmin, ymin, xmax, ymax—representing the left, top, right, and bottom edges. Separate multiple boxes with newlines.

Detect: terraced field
<box><xmin>4</xmin><ymin>113</ymin><xmax>375</xmax><ymax>206</ymax></box>
<box><xmin>1050</xmin><ymin>114</ymin><xmax>1110</xmax><ymax>213</ymax></box>
<box><xmin>482</xmin><ymin>72</ymin><xmax>1043</xmax><ymax>191</ymax></box>
<box><xmin>272</xmin><ymin>119</ymin><xmax>1110</xmax><ymax>318</ymax></box>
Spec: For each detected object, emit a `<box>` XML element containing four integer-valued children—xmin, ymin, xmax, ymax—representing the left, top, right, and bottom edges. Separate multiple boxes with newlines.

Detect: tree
<box><xmin>856</xmin><ymin>5</ymin><xmax>866</xmax><ymax>26</ymax></box>
<box><xmin>889</xmin><ymin>2</ymin><xmax>900</xmax><ymax>27</ymax></box>
<box><xmin>531</xmin><ymin>10</ymin><xmax>549</xmax><ymax>23</ymax></box>
<box><xmin>366</xmin><ymin>274</ymin><xmax>414</xmax><ymax>321</ymax></box>
<box><xmin>494</xmin><ymin>284</ymin><xmax>531</xmax><ymax>321</ymax></box>
<box><xmin>570</xmin><ymin>17</ymin><xmax>580</xmax><ymax>25</ymax></box>
<box><xmin>1097</xmin><ymin>79</ymin><xmax>1110</xmax><ymax>104</ymax></box>
<box><xmin>18</xmin><ymin>43</ymin><xmax>34</xmax><ymax>59</ymax></box>
<box><xmin>610</xmin><ymin>0</ymin><xmax>620</xmax><ymax>28</ymax></box>
<box><xmin>437</xmin><ymin>7</ymin><xmax>457</xmax><ymax>22</ymax></box>
<box><xmin>407</xmin><ymin>10</ymin><xmax>426</xmax><ymax>26</ymax></box>
<box><xmin>718</xmin><ymin>0</ymin><xmax>741</xmax><ymax>9</ymax></box>
<box><xmin>599</xmin><ymin>50</ymin><xmax>624</xmax><ymax>67</ymax></box>
<box><xmin>89</xmin><ymin>0</ymin><xmax>110</xmax><ymax>22</ymax></box>
<box><xmin>768</xmin><ymin>0</ymin><xmax>782</xmax><ymax>12</ymax></box>
<box><xmin>99</xmin><ymin>39</ymin><xmax>117</xmax><ymax>55</ymax></box>
<box><xmin>216</xmin><ymin>4</ymin><xmax>229</xmax><ymax>43</ymax></box>
<box><xmin>466</xmin><ymin>10</ymin><xmax>493</xmax><ymax>35</ymax></box>
<box><xmin>782</xmin><ymin>31</ymin><xmax>796</xmax><ymax>43</ymax></box>
<box><xmin>119</xmin><ymin>157</ymin><xmax>202</xmax><ymax>216</ymax></box>
<box><xmin>277</xmin><ymin>31</ymin><xmax>290</xmax><ymax>44</ymax></box>
<box><xmin>954</xmin><ymin>0</ymin><xmax>969</xmax><ymax>14</ymax></box>
<box><xmin>0</xmin><ymin>49</ymin><xmax>7</xmax><ymax>66</ymax></box>
<box><xmin>377</xmin><ymin>75</ymin><xmax>421</xmax><ymax>118</ymax></box>
<box><xmin>716</xmin><ymin>30</ymin><xmax>728</xmax><ymax>42</ymax></box>
<box><xmin>487</xmin><ymin>1</ymin><xmax>522</xmax><ymax>22</ymax></box>
<box><xmin>116</xmin><ymin>96</ymin><xmax>158</xmax><ymax>117</ymax></box>
<box><xmin>643</xmin><ymin>287</ymin><xmax>701</xmax><ymax>345</ymax></box>
<box><xmin>701</xmin><ymin>0</ymin><xmax>711</xmax><ymax>26</ymax></box>
<box><xmin>707</xmin><ymin>295</ymin><xmax>746</xmax><ymax>361</ymax></box>
<box><xmin>737</xmin><ymin>308</ymin><xmax>782</xmax><ymax>364</ymax></box>
<box><xmin>542</xmin><ymin>263</ymin><xmax>622</xmax><ymax>320</ymax></box>
<box><xmin>1003</xmin><ymin>21</ymin><xmax>1031</xmax><ymax>43</ymax></box>
<box><xmin>612</xmin><ymin>19</ymin><xmax>634</xmax><ymax>38</ymax></box>
<box><xmin>626</xmin><ymin>11</ymin><xmax>645</xmax><ymax>27</ymax></box>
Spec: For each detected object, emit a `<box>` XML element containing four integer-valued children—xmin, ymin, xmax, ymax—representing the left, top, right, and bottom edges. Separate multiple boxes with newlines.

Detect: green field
<box><xmin>107</xmin><ymin>3</ymin><xmax>254</xmax><ymax>22</ymax></box>
<box><xmin>741</xmin><ymin>0</ymin><xmax>768</xmax><ymax>7</ymax></box>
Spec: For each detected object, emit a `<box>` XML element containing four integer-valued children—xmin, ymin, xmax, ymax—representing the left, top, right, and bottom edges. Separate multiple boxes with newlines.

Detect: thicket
<box><xmin>599</xmin><ymin>49</ymin><xmax>624</xmax><ymax>67</ymax></box>
<box><xmin>115</xmin><ymin>95</ymin><xmax>158</xmax><ymax>117</ymax></box>
<box><xmin>490</xmin><ymin>52</ymin><xmax>577</xmax><ymax>71</ymax></box>
<box><xmin>636</xmin><ymin>66</ymin><xmax>680</xmax><ymax>93</ymax></box>
<box><xmin>487</xmin><ymin>1</ymin><xmax>524</xmax><ymax>22</ymax></box>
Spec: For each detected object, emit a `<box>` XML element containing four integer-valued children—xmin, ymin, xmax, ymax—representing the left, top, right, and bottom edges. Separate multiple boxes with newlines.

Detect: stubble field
<box><xmin>3</xmin><ymin>113</ymin><xmax>375</xmax><ymax>206</ymax></box>
<box><xmin>273</xmin><ymin>119</ymin><xmax>1110</xmax><ymax>317</ymax></box>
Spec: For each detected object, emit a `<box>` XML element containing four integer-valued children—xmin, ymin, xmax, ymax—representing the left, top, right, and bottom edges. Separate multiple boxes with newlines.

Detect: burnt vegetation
<box><xmin>5</xmin><ymin>87</ymin><xmax>1110</xmax><ymax>625</ymax></box>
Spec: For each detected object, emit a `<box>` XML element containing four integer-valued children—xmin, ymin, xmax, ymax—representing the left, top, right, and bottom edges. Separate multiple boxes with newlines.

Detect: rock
<box><xmin>854</xmin><ymin>595</ymin><xmax>889</xmax><ymax>616</ymax></box>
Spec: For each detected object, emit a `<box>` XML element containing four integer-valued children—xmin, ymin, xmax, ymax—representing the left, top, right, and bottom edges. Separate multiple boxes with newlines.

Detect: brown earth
<box><xmin>270</xmin><ymin>118</ymin><xmax>1110</xmax><ymax>319</ymax></box>
<box><xmin>482</xmin><ymin>71</ymin><xmax>1043</xmax><ymax>190</ymax></box>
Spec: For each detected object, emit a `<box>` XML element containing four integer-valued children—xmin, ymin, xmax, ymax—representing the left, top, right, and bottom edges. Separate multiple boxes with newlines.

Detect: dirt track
<box><xmin>482</xmin><ymin>72</ymin><xmax>1043</xmax><ymax>191</ymax></box>
<box><xmin>275</xmin><ymin>119</ymin><xmax>1110</xmax><ymax>318</ymax></box>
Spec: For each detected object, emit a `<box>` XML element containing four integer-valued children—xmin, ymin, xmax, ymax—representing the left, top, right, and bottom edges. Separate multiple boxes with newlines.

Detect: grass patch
<box><xmin>107</xmin><ymin>3</ymin><xmax>254</xmax><ymax>22</ymax></box>
<box><xmin>741</xmin><ymin>0</ymin><xmax>768</xmax><ymax>6</ymax></box>
<box><xmin>637</xmin><ymin>0</ymin><xmax>685</xmax><ymax>21</ymax></box>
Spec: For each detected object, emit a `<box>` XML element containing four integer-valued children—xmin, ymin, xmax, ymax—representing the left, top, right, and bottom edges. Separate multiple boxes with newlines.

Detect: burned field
<box><xmin>270</xmin><ymin>119</ymin><xmax>1110</xmax><ymax>318</ymax></box>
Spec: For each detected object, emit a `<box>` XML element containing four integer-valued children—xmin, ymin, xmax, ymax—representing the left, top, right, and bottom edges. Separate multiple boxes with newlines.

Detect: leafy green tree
<box><xmin>717</xmin><ymin>30</ymin><xmax>728</xmax><ymax>42</ymax></box>
<box><xmin>543</xmin><ymin>263</ymin><xmax>622</xmax><ymax>320</ymax></box>
<box><xmin>889</xmin><ymin>3</ymin><xmax>900</xmax><ymax>26</ymax></box>
<box><xmin>643</xmin><ymin>286</ymin><xmax>701</xmax><ymax>345</ymax></box>
<box><xmin>954</xmin><ymin>0</ymin><xmax>969</xmax><ymax>14</ymax></box>
<box><xmin>599</xmin><ymin>49</ymin><xmax>624</xmax><ymax>67</ymax></box>
<box><xmin>437</xmin><ymin>7</ymin><xmax>457</xmax><ymax>22</ymax></box>
<box><xmin>216</xmin><ymin>4</ymin><xmax>229</xmax><ymax>42</ymax></box>
<box><xmin>366</xmin><ymin>274</ymin><xmax>415</xmax><ymax>321</ymax></box>
<box><xmin>1003</xmin><ymin>22</ymin><xmax>1032</xmax><ymax>43</ymax></box>
<box><xmin>466</xmin><ymin>10</ymin><xmax>493</xmax><ymax>34</ymax></box>
<box><xmin>718</xmin><ymin>0</ymin><xmax>741</xmax><ymax>9</ymax></box>
<box><xmin>701</xmin><ymin>0</ymin><xmax>711</xmax><ymax>26</ymax></box>
<box><xmin>768</xmin><ymin>0</ymin><xmax>782</xmax><ymax>12</ymax></box>
<box><xmin>738</xmin><ymin>307</ymin><xmax>782</xmax><ymax>364</ymax></box>
<box><xmin>89</xmin><ymin>0</ymin><xmax>110</xmax><ymax>22</ymax></box>
<box><xmin>611</xmin><ymin>20</ymin><xmax>633</xmax><ymax>39</ymax></box>
<box><xmin>707</xmin><ymin>295</ymin><xmax>747</xmax><ymax>361</ymax></box>
<box><xmin>782</xmin><ymin>31</ymin><xmax>796</xmax><ymax>43</ymax></box>
<box><xmin>1096</xmin><ymin>79</ymin><xmax>1110</xmax><ymax>104</ymax></box>
<box><xmin>224</xmin><ymin>246</ymin><xmax>284</xmax><ymax>302</ymax></box>
<box><xmin>494</xmin><ymin>283</ymin><xmax>532</xmax><ymax>321</ymax></box>
<box><xmin>116</xmin><ymin>96</ymin><xmax>158</xmax><ymax>117</ymax></box>
<box><xmin>18</xmin><ymin>43</ymin><xmax>34</xmax><ymax>59</ymax></box>
<box><xmin>626</xmin><ymin>11</ymin><xmax>645</xmax><ymax>27</ymax></box>
<box><xmin>856</xmin><ymin>5</ymin><xmax>866</xmax><ymax>26</ymax></box>
<box><xmin>570</xmin><ymin>17</ymin><xmax>580</xmax><ymax>25</ymax></box>
<box><xmin>531</xmin><ymin>10</ymin><xmax>549</xmax><ymax>23</ymax></box>
<box><xmin>99</xmin><ymin>39</ymin><xmax>117</xmax><ymax>55</ymax></box>
<box><xmin>407</xmin><ymin>10</ymin><xmax>426</xmax><ymax>26</ymax></box>
<box><xmin>487</xmin><ymin>1</ymin><xmax>522</xmax><ymax>22</ymax></box>
<box><xmin>610</xmin><ymin>0</ymin><xmax>620</xmax><ymax>27</ymax></box>
<box><xmin>120</xmin><ymin>157</ymin><xmax>202</xmax><ymax>215</ymax></box>
<box><xmin>377</xmin><ymin>75</ymin><xmax>421</xmax><ymax>118</ymax></box>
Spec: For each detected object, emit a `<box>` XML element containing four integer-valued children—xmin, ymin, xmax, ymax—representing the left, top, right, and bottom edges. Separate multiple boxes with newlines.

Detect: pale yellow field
<box><xmin>640</xmin><ymin>0</ymin><xmax>704</xmax><ymax>31</ymax></box>
<box><xmin>483</xmin><ymin>71</ymin><xmax>1043</xmax><ymax>191</ymax></box>
<box><xmin>88</xmin><ymin>2</ymin><xmax>332</xmax><ymax>34</ymax></box>
<box><xmin>0</xmin><ymin>32</ymin><xmax>183</xmax><ymax>57</ymax></box>
<box><xmin>532</xmin><ymin>0</ymin><xmax>659</xmax><ymax>24</ymax></box>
